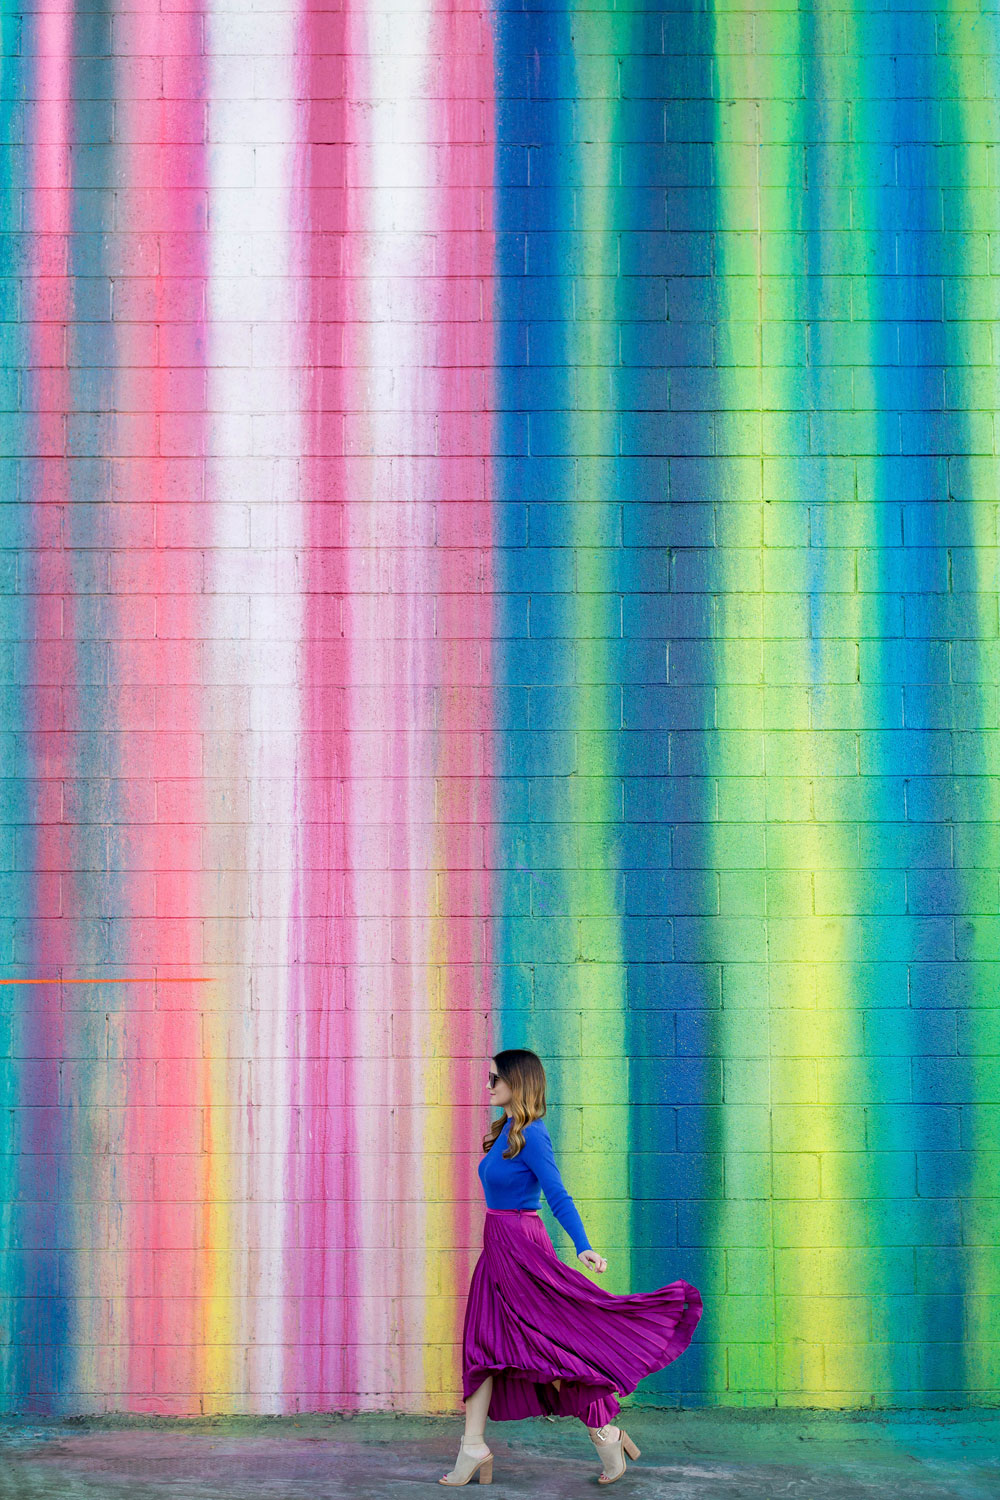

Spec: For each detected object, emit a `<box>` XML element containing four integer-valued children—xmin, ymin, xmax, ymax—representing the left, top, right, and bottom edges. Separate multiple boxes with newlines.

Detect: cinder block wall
<box><xmin>1</xmin><ymin>0</ymin><xmax>999</xmax><ymax>1413</ymax></box>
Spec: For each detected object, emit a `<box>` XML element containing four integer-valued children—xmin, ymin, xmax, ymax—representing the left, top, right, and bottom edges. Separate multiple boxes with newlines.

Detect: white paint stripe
<box><xmin>206</xmin><ymin>0</ymin><xmax>302</xmax><ymax>1410</ymax></box>
<box><xmin>349</xmin><ymin>0</ymin><xmax>437</xmax><ymax>1404</ymax></box>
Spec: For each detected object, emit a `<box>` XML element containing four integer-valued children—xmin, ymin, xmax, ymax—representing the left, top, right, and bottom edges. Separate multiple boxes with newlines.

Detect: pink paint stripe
<box><xmin>431</xmin><ymin>0</ymin><xmax>496</xmax><ymax>1378</ymax></box>
<box><xmin>293</xmin><ymin>0</ymin><xmax>355</xmax><ymax>1406</ymax></box>
<box><xmin>113</xmin><ymin>0</ymin><xmax>210</xmax><ymax>1414</ymax></box>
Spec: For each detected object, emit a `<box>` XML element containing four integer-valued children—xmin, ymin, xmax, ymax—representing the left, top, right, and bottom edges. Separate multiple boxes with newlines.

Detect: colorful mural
<box><xmin>0</xmin><ymin>0</ymin><xmax>998</xmax><ymax>1412</ymax></box>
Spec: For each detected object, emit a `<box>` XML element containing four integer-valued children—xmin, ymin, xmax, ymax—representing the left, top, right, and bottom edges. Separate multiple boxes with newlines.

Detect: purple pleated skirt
<box><xmin>461</xmin><ymin>1207</ymin><xmax>702</xmax><ymax>1427</ymax></box>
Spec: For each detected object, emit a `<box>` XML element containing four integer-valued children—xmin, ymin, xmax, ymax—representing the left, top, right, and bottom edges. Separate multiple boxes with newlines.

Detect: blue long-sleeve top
<box><xmin>478</xmin><ymin>1114</ymin><xmax>592</xmax><ymax>1255</ymax></box>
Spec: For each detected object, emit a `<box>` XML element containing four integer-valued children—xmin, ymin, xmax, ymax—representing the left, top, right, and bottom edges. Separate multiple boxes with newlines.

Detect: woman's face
<box><xmin>488</xmin><ymin>1058</ymin><xmax>513</xmax><ymax>1111</ymax></box>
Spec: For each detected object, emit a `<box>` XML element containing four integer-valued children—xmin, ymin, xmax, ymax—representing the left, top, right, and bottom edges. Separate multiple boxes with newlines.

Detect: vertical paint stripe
<box><xmin>112</xmin><ymin>0</ymin><xmax>210</xmax><ymax>1412</ymax></box>
<box><xmin>710</xmin><ymin>0</ymin><xmax>776</xmax><ymax>1403</ymax></box>
<box><xmin>0</xmin><ymin>0</ymin><xmax>25</xmax><ymax>1402</ymax></box>
<box><xmin>208</xmin><ymin>0</ymin><xmax>302</xmax><ymax>1412</ymax></box>
<box><xmin>19</xmin><ymin>0</ymin><xmax>77</xmax><ymax>1409</ymax></box>
<box><xmin>711</xmin><ymin>0</ymin><xmax>877</xmax><ymax>1403</ymax></box>
<box><xmin>298</xmin><ymin>0</ymin><xmax>371</xmax><ymax>1409</ymax></box>
<box><xmin>566</xmin><ymin>4</ymin><xmax>632</xmax><ymax>1300</ymax></box>
<box><xmin>422</xmin><ymin>0</ymin><xmax>496</xmax><ymax>1406</ymax></box>
<box><xmin>620</xmin><ymin>4</ymin><xmax>718</xmax><ymax>1402</ymax></box>
<box><xmin>936</xmin><ymin>0</ymin><xmax>1000</xmax><ymax>1400</ymax></box>
<box><xmin>346</xmin><ymin>0</ymin><xmax>439</xmax><ymax>1406</ymax></box>
<box><xmin>65</xmin><ymin>0</ymin><xmax>120</xmax><ymax>1409</ymax></box>
<box><xmin>844</xmin><ymin>0</ymin><xmax>961</xmax><ymax>1400</ymax></box>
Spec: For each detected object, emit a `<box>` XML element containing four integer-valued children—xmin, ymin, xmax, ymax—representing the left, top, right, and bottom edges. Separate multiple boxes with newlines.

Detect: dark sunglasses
<box><xmin>488</xmin><ymin>1072</ymin><xmax>501</xmax><ymax>1089</ymax></box>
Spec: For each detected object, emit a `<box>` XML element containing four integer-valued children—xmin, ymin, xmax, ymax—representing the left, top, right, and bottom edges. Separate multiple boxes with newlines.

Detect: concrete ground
<box><xmin>1</xmin><ymin>1408</ymin><xmax>998</xmax><ymax>1500</ymax></box>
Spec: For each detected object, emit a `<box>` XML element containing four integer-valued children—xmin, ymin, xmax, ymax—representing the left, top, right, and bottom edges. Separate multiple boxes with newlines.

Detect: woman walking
<box><xmin>440</xmin><ymin>1049</ymin><xmax>702</xmax><ymax>1487</ymax></box>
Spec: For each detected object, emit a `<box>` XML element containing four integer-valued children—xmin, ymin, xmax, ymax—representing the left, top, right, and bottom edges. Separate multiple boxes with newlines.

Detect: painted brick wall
<box><xmin>1</xmin><ymin>0</ymin><xmax>999</xmax><ymax>1414</ymax></box>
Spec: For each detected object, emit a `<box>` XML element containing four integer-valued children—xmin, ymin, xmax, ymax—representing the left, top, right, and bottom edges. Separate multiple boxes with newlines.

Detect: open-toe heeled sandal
<box><xmin>439</xmin><ymin>1440</ymin><xmax>494</xmax><ymax>1486</ymax></box>
<box><xmin>590</xmin><ymin>1424</ymin><xmax>641</xmax><ymax>1484</ymax></box>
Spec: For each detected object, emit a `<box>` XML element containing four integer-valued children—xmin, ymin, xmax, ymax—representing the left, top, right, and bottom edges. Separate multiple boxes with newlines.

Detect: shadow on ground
<box><xmin>1</xmin><ymin>1408</ymin><xmax>998</xmax><ymax>1500</ymax></box>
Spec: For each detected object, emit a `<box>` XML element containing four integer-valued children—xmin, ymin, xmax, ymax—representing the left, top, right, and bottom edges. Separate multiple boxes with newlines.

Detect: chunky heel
<box><xmin>439</xmin><ymin>1444</ymin><xmax>495</xmax><ymax>1486</ymax></box>
<box><xmin>591</xmin><ymin>1424</ymin><xmax>640</xmax><ymax>1484</ymax></box>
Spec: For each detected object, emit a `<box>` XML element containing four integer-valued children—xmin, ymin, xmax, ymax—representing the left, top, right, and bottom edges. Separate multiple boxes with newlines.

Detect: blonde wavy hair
<box><xmin>482</xmin><ymin>1049</ymin><xmax>547</xmax><ymax>1158</ymax></box>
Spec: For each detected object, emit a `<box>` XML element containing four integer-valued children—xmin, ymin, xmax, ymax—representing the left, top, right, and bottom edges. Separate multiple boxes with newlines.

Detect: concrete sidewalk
<box><xmin>1</xmin><ymin>1408</ymin><xmax>998</xmax><ymax>1499</ymax></box>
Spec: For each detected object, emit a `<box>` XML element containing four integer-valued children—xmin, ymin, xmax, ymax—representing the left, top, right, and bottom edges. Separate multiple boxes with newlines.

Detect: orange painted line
<box><xmin>0</xmin><ymin>977</ymin><xmax>213</xmax><ymax>986</ymax></box>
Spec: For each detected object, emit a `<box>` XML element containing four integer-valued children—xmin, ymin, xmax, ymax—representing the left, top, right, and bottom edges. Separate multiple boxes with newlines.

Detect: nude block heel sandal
<box><xmin>591</xmin><ymin>1424</ymin><xmax>641</xmax><ymax>1484</ymax></box>
<box><xmin>439</xmin><ymin>1448</ymin><xmax>494</xmax><ymax>1486</ymax></box>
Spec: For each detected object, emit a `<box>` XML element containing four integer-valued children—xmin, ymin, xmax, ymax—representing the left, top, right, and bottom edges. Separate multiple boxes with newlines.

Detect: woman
<box><xmin>440</xmin><ymin>1049</ymin><xmax>702</xmax><ymax>1487</ymax></box>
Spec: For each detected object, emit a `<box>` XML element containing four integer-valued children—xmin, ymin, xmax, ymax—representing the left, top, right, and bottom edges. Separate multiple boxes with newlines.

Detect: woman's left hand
<box><xmin>578</xmin><ymin>1249</ymin><xmax>607</xmax><ymax>1273</ymax></box>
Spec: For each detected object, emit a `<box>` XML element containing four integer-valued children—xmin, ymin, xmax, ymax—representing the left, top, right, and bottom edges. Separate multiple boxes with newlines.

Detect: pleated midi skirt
<box><xmin>461</xmin><ymin>1207</ymin><xmax>702</xmax><ymax>1427</ymax></box>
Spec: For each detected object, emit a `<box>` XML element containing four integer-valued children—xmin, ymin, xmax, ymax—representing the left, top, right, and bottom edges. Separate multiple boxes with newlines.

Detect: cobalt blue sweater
<box><xmin>478</xmin><ymin>1114</ymin><xmax>592</xmax><ymax>1255</ymax></box>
